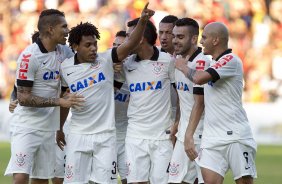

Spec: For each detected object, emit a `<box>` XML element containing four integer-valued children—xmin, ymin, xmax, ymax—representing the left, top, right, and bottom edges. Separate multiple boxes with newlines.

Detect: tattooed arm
<box><xmin>17</xmin><ymin>86</ymin><xmax>84</xmax><ymax>108</ymax></box>
<box><xmin>17</xmin><ymin>86</ymin><xmax>60</xmax><ymax>107</ymax></box>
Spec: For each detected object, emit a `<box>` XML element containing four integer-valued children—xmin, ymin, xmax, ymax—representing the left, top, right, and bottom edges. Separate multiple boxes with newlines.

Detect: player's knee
<box><xmin>13</xmin><ymin>173</ymin><xmax>29</xmax><ymax>184</ymax></box>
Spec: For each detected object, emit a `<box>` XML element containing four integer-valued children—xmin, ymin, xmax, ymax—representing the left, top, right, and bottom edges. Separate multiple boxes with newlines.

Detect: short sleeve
<box><xmin>193</xmin><ymin>57</ymin><xmax>211</xmax><ymax>93</ymax></box>
<box><xmin>16</xmin><ymin>52</ymin><xmax>38</xmax><ymax>87</ymax></box>
<box><xmin>207</xmin><ymin>54</ymin><xmax>238</xmax><ymax>82</ymax></box>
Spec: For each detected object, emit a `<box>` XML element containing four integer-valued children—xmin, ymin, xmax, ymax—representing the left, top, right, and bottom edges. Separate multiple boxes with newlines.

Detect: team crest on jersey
<box><xmin>169</xmin><ymin>162</ymin><xmax>179</xmax><ymax>176</ymax></box>
<box><xmin>90</xmin><ymin>60</ymin><xmax>100</xmax><ymax>69</ymax></box>
<box><xmin>15</xmin><ymin>153</ymin><xmax>27</xmax><ymax>167</ymax></box>
<box><xmin>152</xmin><ymin>62</ymin><xmax>164</xmax><ymax>75</ymax></box>
<box><xmin>65</xmin><ymin>165</ymin><xmax>74</xmax><ymax>179</ymax></box>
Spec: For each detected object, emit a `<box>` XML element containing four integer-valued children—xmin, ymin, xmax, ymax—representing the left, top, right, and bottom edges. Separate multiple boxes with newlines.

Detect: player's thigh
<box><xmin>30</xmin><ymin>131</ymin><xmax>56</xmax><ymax>179</ymax></box>
<box><xmin>150</xmin><ymin>139</ymin><xmax>173</xmax><ymax>184</ymax></box>
<box><xmin>196</xmin><ymin>148</ymin><xmax>227</xmax><ymax>183</ymax></box>
<box><xmin>228</xmin><ymin>143</ymin><xmax>257</xmax><ymax>181</ymax></box>
<box><xmin>117</xmin><ymin>140</ymin><xmax>127</xmax><ymax>180</ymax></box>
<box><xmin>5</xmin><ymin>127</ymin><xmax>43</xmax><ymax>176</ymax></box>
<box><xmin>168</xmin><ymin>140</ymin><xmax>196</xmax><ymax>184</ymax></box>
<box><xmin>125</xmin><ymin>137</ymin><xmax>150</xmax><ymax>183</ymax></box>
<box><xmin>64</xmin><ymin>134</ymin><xmax>92</xmax><ymax>183</ymax></box>
<box><xmin>91</xmin><ymin>134</ymin><xmax>117</xmax><ymax>184</ymax></box>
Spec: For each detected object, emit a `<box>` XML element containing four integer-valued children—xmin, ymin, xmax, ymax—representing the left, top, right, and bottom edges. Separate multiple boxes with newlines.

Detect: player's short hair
<box><xmin>175</xmin><ymin>18</ymin><xmax>199</xmax><ymax>36</ymax></box>
<box><xmin>160</xmin><ymin>15</ymin><xmax>178</xmax><ymax>25</ymax></box>
<box><xmin>115</xmin><ymin>30</ymin><xmax>126</xmax><ymax>38</ymax></box>
<box><xmin>127</xmin><ymin>18</ymin><xmax>157</xmax><ymax>46</ymax></box>
<box><xmin>31</xmin><ymin>31</ymin><xmax>39</xmax><ymax>43</ymax></box>
<box><xmin>68</xmin><ymin>22</ymin><xmax>100</xmax><ymax>48</ymax></box>
<box><xmin>37</xmin><ymin>9</ymin><xmax>65</xmax><ymax>33</ymax></box>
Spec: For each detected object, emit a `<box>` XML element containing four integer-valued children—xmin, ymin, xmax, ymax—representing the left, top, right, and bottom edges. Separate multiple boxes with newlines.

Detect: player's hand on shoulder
<box><xmin>184</xmin><ymin>135</ymin><xmax>198</xmax><ymax>161</ymax></box>
<box><xmin>140</xmin><ymin>2</ymin><xmax>155</xmax><ymax>21</ymax></box>
<box><xmin>56</xmin><ymin>130</ymin><xmax>66</xmax><ymax>151</ymax></box>
<box><xmin>59</xmin><ymin>92</ymin><xmax>85</xmax><ymax>108</ymax></box>
<box><xmin>174</xmin><ymin>54</ymin><xmax>189</xmax><ymax>73</ymax></box>
<box><xmin>9</xmin><ymin>99</ymin><xmax>18</xmax><ymax>113</ymax></box>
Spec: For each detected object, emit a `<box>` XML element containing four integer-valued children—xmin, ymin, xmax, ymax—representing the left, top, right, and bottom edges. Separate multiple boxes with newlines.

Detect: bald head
<box><xmin>205</xmin><ymin>22</ymin><xmax>229</xmax><ymax>46</ymax></box>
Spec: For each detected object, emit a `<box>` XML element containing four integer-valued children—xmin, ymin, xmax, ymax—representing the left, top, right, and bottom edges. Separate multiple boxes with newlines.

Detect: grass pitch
<box><xmin>1</xmin><ymin>142</ymin><xmax>281</xmax><ymax>184</ymax></box>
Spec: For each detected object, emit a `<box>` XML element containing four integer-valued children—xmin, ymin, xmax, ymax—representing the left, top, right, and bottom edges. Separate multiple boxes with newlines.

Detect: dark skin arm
<box><xmin>116</xmin><ymin>2</ymin><xmax>155</xmax><ymax>62</ymax></box>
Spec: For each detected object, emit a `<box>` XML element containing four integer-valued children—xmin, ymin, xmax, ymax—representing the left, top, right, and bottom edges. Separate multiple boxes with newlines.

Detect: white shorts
<box><xmin>54</xmin><ymin>145</ymin><xmax>66</xmax><ymax>178</ymax></box>
<box><xmin>64</xmin><ymin>132</ymin><xmax>117</xmax><ymax>184</ymax></box>
<box><xmin>196</xmin><ymin>142</ymin><xmax>257</xmax><ymax>180</ymax></box>
<box><xmin>125</xmin><ymin>137</ymin><xmax>173</xmax><ymax>184</ymax></box>
<box><xmin>168</xmin><ymin>140</ymin><xmax>203</xmax><ymax>183</ymax></box>
<box><xmin>117</xmin><ymin>140</ymin><xmax>126</xmax><ymax>180</ymax></box>
<box><xmin>5</xmin><ymin>126</ymin><xmax>55</xmax><ymax>179</ymax></box>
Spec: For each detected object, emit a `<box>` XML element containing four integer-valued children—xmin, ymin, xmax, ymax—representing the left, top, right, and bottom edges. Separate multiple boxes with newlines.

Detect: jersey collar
<box><xmin>160</xmin><ymin>47</ymin><xmax>167</xmax><ymax>53</ymax></box>
<box><xmin>35</xmin><ymin>38</ymin><xmax>48</xmax><ymax>53</ymax></box>
<box><xmin>188</xmin><ymin>47</ymin><xmax>202</xmax><ymax>62</ymax></box>
<box><xmin>135</xmin><ymin>46</ymin><xmax>159</xmax><ymax>62</ymax></box>
<box><xmin>215</xmin><ymin>49</ymin><xmax>232</xmax><ymax>61</ymax></box>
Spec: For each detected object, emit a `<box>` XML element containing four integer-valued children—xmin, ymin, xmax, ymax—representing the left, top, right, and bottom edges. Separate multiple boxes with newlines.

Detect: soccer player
<box><xmin>158</xmin><ymin>15</ymin><xmax>178</xmax><ymax>55</ymax></box>
<box><xmin>57</xmin><ymin>4</ymin><xmax>154</xmax><ymax>184</ymax></box>
<box><xmin>5</xmin><ymin>9</ymin><xmax>84</xmax><ymax>184</ymax></box>
<box><xmin>112</xmin><ymin>30</ymin><xmax>129</xmax><ymax>184</ymax></box>
<box><xmin>175</xmin><ymin>22</ymin><xmax>257</xmax><ymax>184</ymax></box>
<box><xmin>123</xmin><ymin>17</ymin><xmax>175</xmax><ymax>184</ymax></box>
<box><xmin>158</xmin><ymin>15</ymin><xmax>179</xmax><ymax>145</ymax></box>
<box><xmin>168</xmin><ymin>18</ymin><xmax>211</xmax><ymax>184</ymax></box>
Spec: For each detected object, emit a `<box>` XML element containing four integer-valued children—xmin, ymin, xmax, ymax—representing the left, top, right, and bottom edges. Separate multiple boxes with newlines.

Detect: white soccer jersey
<box><xmin>60</xmin><ymin>49</ymin><xmax>115</xmax><ymax>134</ymax></box>
<box><xmin>157</xmin><ymin>46</ymin><xmax>178</xmax><ymax>123</ymax></box>
<box><xmin>175</xmin><ymin>48</ymin><xmax>211</xmax><ymax>144</ymax></box>
<box><xmin>115</xmin><ymin>82</ymin><xmax>129</xmax><ymax>141</ymax></box>
<box><xmin>123</xmin><ymin>47</ymin><xmax>175</xmax><ymax>140</ymax></box>
<box><xmin>11</xmin><ymin>39</ymin><xmax>73</xmax><ymax>131</ymax></box>
<box><xmin>202</xmin><ymin>49</ymin><xmax>256</xmax><ymax>149</ymax></box>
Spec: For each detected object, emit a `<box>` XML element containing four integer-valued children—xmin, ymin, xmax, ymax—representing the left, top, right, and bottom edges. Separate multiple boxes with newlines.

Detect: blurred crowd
<box><xmin>0</xmin><ymin>0</ymin><xmax>281</xmax><ymax>102</ymax></box>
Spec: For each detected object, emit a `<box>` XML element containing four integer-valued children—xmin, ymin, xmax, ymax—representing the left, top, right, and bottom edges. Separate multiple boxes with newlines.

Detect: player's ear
<box><xmin>192</xmin><ymin>35</ymin><xmax>198</xmax><ymax>45</ymax></box>
<box><xmin>212</xmin><ymin>37</ymin><xmax>219</xmax><ymax>46</ymax></box>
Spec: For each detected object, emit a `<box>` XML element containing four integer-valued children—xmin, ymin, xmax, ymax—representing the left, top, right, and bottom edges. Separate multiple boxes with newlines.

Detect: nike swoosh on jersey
<box><xmin>128</xmin><ymin>69</ymin><xmax>136</xmax><ymax>72</ymax></box>
<box><xmin>67</xmin><ymin>72</ymin><xmax>75</xmax><ymax>76</ymax></box>
<box><xmin>43</xmin><ymin>61</ymin><xmax>48</xmax><ymax>65</ymax></box>
<box><xmin>110</xmin><ymin>177</ymin><xmax>117</xmax><ymax>180</ymax></box>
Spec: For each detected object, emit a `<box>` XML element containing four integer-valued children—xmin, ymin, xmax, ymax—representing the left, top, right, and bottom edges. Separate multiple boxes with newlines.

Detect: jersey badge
<box><xmin>15</xmin><ymin>153</ymin><xmax>27</xmax><ymax>167</ymax></box>
<box><xmin>152</xmin><ymin>62</ymin><xmax>164</xmax><ymax>75</ymax></box>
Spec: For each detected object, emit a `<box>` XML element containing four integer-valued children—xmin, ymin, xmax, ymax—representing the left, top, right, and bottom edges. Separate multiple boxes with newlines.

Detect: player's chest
<box><xmin>65</xmin><ymin>61</ymin><xmax>113</xmax><ymax>92</ymax></box>
<box><xmin>125</xmin><ymin>61</ymin><xmax>169</xmax><ymax>81</ymax></box>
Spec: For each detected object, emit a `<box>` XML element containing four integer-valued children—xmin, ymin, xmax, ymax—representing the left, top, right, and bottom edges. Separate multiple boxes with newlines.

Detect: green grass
<box><xmin>1</xmin><ymin>142</ymin><xmax>282</xmax><ymax>184</ymax></box>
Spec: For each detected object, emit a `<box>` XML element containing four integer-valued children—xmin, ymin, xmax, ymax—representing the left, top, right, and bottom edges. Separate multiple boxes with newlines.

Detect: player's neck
<box><xmin>39</xmin><ymin>37</ymin><xmax>57</xmax><ymax>52</ymax></box>
<box><xmin>182</xmin><ymin>45</ymin><xmax>198</xmax><ymax>58</ymax></box>
<box><xmin>212</xmin><ymin>46</ymin><xmax>228</xmax><ymax>60</ymax></box>
<box><xmin>137</xmin><ymin>45</ymin><xmax>154</xmax><ymax>60</ymax></box>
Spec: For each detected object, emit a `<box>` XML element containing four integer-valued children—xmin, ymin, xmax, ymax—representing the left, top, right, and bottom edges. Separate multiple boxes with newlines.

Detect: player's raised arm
<box><xmin>116</xmin><ymin>2</ymin><xmax>155</xmax><ymax>62</ymax></box>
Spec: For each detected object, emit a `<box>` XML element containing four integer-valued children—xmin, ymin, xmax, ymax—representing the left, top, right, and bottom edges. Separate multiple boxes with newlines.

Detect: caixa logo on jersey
<box><xmin>129</xmin><ymin>81</ymin><xmax>162</xmax><ymax>92</ymax></box>
<box><xmin>43</xmin><ymin>71</ymin><xmax>60</xmax><ymax>80</ymax></box>
<box><xmin>70</xmin><ymin>72</ymin><xmax>106</xmax><ymax>92</ymax></box>
<box><xmin>176</xmin><ymin>82</ymin><xmax>189</xmax><ymax>91</ymax></box>
<box><xmin>115</xmin><ymin>92</ymin><xmax>130</xmax><ymax>102</ymax></box>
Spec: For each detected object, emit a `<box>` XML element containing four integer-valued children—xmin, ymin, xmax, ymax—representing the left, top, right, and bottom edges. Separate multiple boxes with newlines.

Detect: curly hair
<box><xmin>68</xmin><ymin>22</ymin><xmax>100</xmax><ymax>48</ymax></box>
